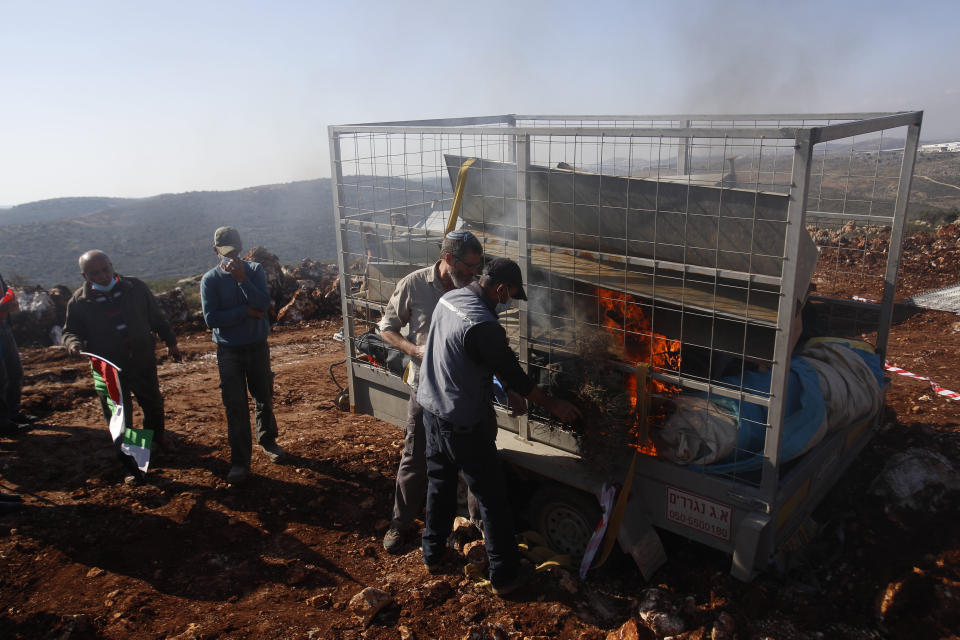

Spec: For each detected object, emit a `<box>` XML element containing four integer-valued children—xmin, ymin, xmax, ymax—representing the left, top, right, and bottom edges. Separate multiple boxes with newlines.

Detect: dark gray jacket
<box><xmin>63</xmin><ymin>276</ymin><xmax>176</xmax><ymax>370</ymax></box>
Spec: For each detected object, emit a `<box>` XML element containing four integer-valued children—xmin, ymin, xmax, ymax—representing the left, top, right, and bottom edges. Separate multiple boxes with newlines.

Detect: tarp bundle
<box><xmin>654</xmin><ymin>340</ymin><xmax>884</xmax><ymax>472</ymax></box>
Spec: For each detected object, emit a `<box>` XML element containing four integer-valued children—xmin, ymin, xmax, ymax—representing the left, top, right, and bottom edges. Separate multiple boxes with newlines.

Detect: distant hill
<box><xmin>0</xmin><ymin>197</ymin><xmax>135</xmax><ymax>225</ymax></box>
<box><xmin>0</xmin><ymin>181</ymin><xmax>339</xmax><ymax>288</ymax></box>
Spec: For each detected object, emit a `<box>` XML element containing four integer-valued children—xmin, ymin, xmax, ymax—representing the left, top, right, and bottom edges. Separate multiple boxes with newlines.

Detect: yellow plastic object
<box><xmin>445</xmin><ymin>157</ymin><xmax>477</xmax><ymax>235</ymax></box>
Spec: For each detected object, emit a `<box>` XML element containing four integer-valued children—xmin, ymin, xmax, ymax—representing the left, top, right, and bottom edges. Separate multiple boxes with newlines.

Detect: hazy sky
<box><xmin>1</xmin><ymin>0</ymin><xmax>957</xmax><ymax>205</ymax></box>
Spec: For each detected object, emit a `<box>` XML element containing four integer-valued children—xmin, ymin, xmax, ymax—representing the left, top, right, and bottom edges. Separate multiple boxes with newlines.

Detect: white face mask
<box><xmin>495</xmin><ymin>287</ymin><xmax>515</xmax><ymax>314</ymax></box>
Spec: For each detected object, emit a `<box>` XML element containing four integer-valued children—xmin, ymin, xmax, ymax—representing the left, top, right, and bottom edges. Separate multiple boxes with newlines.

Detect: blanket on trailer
<box><xmin>654</xmin><ymin>340</ymin><xmax>884</xmax><ymax>472</ymax></box>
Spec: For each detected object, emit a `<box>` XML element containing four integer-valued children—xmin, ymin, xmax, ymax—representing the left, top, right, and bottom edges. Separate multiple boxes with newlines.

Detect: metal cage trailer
<box><xmin>328</xmin><ymin>112</ymin><xmax>923</xmax><ymax>580</ymax></box>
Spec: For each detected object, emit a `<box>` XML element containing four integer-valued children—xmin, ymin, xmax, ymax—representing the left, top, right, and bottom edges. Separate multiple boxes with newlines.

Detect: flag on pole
<box><xmin>83</xmin><ymin>352</ymin><xmax>153</xmax><ymax>473</ymax></box>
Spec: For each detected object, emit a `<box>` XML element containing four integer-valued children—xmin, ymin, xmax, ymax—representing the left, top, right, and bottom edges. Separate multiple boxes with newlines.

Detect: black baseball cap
<box><xmin>483</xmin><ymin>258</ymin><xmax>527</xmax><ymax>301</ymax></box>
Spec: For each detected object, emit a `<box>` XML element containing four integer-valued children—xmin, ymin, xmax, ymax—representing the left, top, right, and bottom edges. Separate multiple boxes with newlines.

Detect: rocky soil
<box><xmin>2</xmin><ymin>224</ymin><xmax>960</xmax><ymax>639</ymax></box>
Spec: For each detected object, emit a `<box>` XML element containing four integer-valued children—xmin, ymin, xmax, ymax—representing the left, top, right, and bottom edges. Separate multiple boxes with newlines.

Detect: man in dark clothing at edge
<box><xmin>0</xmin><ymin>270</ymin><xmax>30</xmax><ymax>512</ymax></box>
<box><xmin>200</xmin><ymin>226</ymin><xmax>284</xmax><ymax>485</ymax></box>
<box><xmin>417</xmin><ymin>257</ymin><xmax>582</xmax><ymax>596</ymax></box>
<box><xmin>63</xmin><ymin>251</ymin><xmax>182</xmax><ymax>456</ymax></box>
<box><xmin>0</xmin><ymin>271</ymin><xmax>31</xmax><ymax>435</ymax></box>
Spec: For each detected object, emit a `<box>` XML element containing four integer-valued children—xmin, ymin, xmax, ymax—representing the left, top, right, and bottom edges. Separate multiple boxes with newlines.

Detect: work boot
<box><xmin>227</xmin><ymin>466</ymin><xmax>249</xmax><ymax>485</ymax></box>
<box><xmin>260</xmin><ymin>441</ymin><xmax>285</xmax><ymax>463</ymax></box>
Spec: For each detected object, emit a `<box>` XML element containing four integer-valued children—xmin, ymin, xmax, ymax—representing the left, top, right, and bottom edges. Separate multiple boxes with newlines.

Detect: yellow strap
<box><xmin>445</xmin><ymin>157</ymin><xmax>476</xmax><ymax>235</ymax></box>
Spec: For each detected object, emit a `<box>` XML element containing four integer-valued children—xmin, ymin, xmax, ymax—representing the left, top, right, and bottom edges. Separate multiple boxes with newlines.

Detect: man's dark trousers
<box><xmin>0</xmin><ymin>326</ymin><xmax>23</xmax><ymax>428</ymax></box>
<box><xmin>216</xmin><ymin>339</ymin><xmax>278</xmax><ymax>468</ymax></box>
<box><xmin>421</xmin><ymin>408</ymin><xmax>520</xmax><ymax>588</ymax></box>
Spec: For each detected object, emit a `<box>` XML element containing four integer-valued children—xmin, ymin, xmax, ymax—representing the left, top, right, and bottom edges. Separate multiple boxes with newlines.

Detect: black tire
<box><xmin>526</xmin><ymin>484</ymin><xmax>602</xmax><ymax>560</ymax></box>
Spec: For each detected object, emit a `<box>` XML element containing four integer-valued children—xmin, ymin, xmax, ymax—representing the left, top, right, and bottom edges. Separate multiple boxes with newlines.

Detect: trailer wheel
<box><xmin>527</xmin><ymin>485</ymin><xmax>601</xmax><ymax>560</ymax></box>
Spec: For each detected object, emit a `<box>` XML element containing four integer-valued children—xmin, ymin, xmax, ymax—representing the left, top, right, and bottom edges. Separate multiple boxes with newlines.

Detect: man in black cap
<box><xmin>417</xmin><ymin>257</ymin><xmax>581</xmax><ymax>596</ymax></box>
<box><xmin>200</xmin><ymin>226</ymin><xmax>284</xmax><ymax>484</ymax></box>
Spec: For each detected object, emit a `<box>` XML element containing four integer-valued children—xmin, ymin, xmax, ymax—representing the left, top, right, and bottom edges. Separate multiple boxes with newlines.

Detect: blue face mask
<box><xmin>91</xmin><ymin>278</ymin><xmax>118</xmax><ymax>293</ymax></box>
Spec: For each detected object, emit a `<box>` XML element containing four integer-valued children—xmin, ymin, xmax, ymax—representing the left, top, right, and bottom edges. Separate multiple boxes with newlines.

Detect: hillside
<box><xmin>2</xmin><ymin>152</ymin><xmax>958</xmax><ymax>289</ymax></box>
<box><xmin>0</xmin><ymin>181</ymin><xmax>337</xmax><ymax>288</ymax></box>
<box><xmin>0</xmin><ymin>197</ymin><xmax>135</xmax><ymax>225</ymax></box>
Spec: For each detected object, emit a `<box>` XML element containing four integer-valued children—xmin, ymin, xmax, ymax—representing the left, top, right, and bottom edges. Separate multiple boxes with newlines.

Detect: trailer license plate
<box><xmin>666</xmin><ymin>487</ymin><xmax>732</xmax><ymax>541</ymax></box>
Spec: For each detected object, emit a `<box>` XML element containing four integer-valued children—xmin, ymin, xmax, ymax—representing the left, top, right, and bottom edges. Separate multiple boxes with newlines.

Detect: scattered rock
<box><xmin>464</xmin><ymin>539</ymin><xmax>489</xmax><ymax>572</ymax></box>
<box><xmin>604</xmin><ymin>618</ymin><xmax>653</xmax><ymax>640</ymax></box>
<box><xmin>348</xmin><ymin>586</ymin><xmax>393</xmax><ymax>626</ymax></box>
<box><xmin>398</xmin><ymin>625</ymin><xmax>415</xmax><ymax>640</ymax></box>
<box><xmin>166</xmin><ymin>622</ymin><xmax>201</xmax><ymax>640</ymax></box>
<box><xmin>450</xmin><ymin>516</ymin><xmax>483</xmax><ymax>553</ymax></box>
<box><xmin>711</xmin><ymin>611</ymin><xmax>736</xmax><ymax>640</ymax></box>
<box><xmin>155</xmin><ymin>287</ymin><xmax>190</xmax><ymax>323</ymax></box>
<box><xmin>463</xmin><ymin>625</ymin><xmax>512</xmax><ymax>640</ymax></box>
<box><xmin>422</xmin><ymin>579</ymin><xmax>454</xmax><ymax>604</ymax></box>
<box><xmin>85</xmin><ymin>567</ymin><xmax>104</xmax><ymax>578</ymax></box>
<box><xmin>870</xmin><ymin>447</ymin><xmax>960</xmax><ymax>511</ymax></box>
<box><xmin>460</xmin><ymin>603</ymin><xmax>484</xmax><ymax>623</ymax></box>
<box><xmin>307</xmin><ymin>593</ymin><xmax>332</xmax><ymax>609</ymax></box>
<box><xmin>277</xmin><ymin>287</ymin><xmax>318</xmax><ymax>324</ymax></box>
<box><xmin>636</xmin><ymin>587</ymin><xmax>670</xmax><ymax>613</ymax></box>
<box><xmin>10</xmin><ymin>286</ymin><xmax>63</xmax><ymax>345</ymax></box>
<box><xmin>639</xmin><ymin>610</ymin><xmax>685</xmax><ymax>637</ymax></box>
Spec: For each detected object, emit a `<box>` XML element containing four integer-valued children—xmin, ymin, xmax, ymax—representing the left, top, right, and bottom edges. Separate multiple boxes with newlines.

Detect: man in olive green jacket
<box><xmin>63</xmin><ymin>251</ymin><xmax>181</xmax><ymax>448</ymax></box>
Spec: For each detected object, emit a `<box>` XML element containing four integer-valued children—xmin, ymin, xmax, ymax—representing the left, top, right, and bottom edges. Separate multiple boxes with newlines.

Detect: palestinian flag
<box><xmin>83</xmin><ymin>352</ymin><xmax>153</xmax><ymax>473</ymax></box>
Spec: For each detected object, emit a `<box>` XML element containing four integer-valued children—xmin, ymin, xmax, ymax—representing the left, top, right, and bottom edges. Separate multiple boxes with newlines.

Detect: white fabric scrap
<box><xmin>655</xmin><ymin>396</ymin><xmax>738</xmax><ymax>466</ymax></box>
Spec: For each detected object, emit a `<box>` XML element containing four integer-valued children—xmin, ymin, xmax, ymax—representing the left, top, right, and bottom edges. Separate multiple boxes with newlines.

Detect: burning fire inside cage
<box><xmin>593</xmin><ymin>286</ymin><xmax>684</xmax><ymax>456</ymax></box>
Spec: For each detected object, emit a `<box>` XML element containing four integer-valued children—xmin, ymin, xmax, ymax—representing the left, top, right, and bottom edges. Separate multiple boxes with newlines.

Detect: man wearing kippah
<box><xmin>378</xmin><ymin>228</ymin><xmax>484</xmax><ymax>553</ymax></box>
<box><xmin>417</xmin><ymin>257</ymin><xmax>582</xmax><ymax>596</ymax></box>
<box><xmin>200</xmin><ymin>227</ymin><xmax>284</xmax><ymax>485</ymax></box>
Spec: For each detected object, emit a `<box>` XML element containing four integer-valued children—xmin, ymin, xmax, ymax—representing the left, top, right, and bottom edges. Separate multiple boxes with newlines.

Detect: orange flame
<box><xmin>595</xmin><ymin>287</ymin><xmax>683</xmax><ymax>456</ymax></box>
<box><xmin>595</xmin><ymin>287</ymin><xmax>682</xmax><ymax>393</ymax></box>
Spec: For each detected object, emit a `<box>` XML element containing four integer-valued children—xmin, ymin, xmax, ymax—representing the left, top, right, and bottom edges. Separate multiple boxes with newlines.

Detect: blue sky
<box><xmin>1</xmin><ymin>0</ymin><xmax>957</xmax><ymax>205</ymax></box>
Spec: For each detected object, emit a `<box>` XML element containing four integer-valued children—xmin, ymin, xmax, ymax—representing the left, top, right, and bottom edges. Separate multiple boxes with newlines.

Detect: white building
<box><xmin>920</xmin><ymin>141</ymin><xmax>960</xmax><ymax>153</ymax></box>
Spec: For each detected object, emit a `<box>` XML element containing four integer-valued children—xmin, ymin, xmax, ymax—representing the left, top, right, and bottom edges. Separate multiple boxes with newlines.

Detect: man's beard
<box><xmin>450</xmin><ymin>269</ymin><xmax>473</xmax><ymax>288</ymax></box>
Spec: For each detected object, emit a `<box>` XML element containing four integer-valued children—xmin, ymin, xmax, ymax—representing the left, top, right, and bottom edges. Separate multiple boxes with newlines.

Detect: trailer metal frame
<box><xmin>328</xmin><ymin>112</ymin><xmax>922</xmax><ymax>580</ymax></box>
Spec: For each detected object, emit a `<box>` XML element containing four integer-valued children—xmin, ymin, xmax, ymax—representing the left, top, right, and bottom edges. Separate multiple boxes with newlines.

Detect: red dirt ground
<box><xmin>2</xmin><ymin>227</ymin><xmax>960</xmax><ymax>640</ymax></box>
